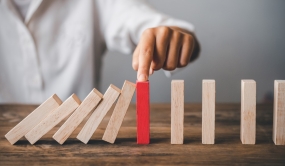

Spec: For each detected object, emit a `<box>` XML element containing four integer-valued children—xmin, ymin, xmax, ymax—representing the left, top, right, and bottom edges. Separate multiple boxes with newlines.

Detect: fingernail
<box><xmin>138</xmin><ymin>74</ymin><xmax>147</xmax><ymax>81</ymax></box>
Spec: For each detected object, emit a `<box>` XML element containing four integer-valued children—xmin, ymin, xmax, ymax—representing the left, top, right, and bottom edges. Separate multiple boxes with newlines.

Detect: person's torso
<box><xmin>0</xmin><ymin>0</ymin><xmax>105</xmax><ymax>103</ymax></box>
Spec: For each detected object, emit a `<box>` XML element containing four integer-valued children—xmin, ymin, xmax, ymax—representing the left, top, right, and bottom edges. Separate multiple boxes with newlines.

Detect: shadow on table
<box><xmin>150</xmin><ymin>138</ymin><xmax>169</xmax><ymax>144</ymax></box>
<box><xmin>114</xmin><ymin>138</ymin><xmax>137</xmax><ymax>144</ymax></box>
<box><xmin>14</xmin><ymin>139</ymin><xmax>59</xmax><ymax>145</ymax></box>
<box><xmin>11</xmin><ymin>135</ymin><xmax>274</xmax><ymax>145</ymax></box>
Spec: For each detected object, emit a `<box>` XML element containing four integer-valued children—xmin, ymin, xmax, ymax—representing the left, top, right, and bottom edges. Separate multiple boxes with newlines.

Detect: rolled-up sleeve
<box><xmin>96</xmin><ymin>0</ymin><xmax>195</xmax><ymax>54</ymax></box>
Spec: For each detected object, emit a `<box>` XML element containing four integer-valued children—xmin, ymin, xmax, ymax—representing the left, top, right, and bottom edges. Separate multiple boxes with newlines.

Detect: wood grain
<box><xmin>273</xmin><ymin>80</ymin><xmax>285</xmax><ymax>145</ymax></box>
<box><xmin>241</xmin><ymin>80</ymin><xmax>256</xmax><ymax>144</ymax></box>
<box><xmin>136</xmin><ymin>81</ymin><xmax>150</xmax><ymax>144</ymax></box>
<box><xmin>202</xmin><ymin>80</ymin><xmax>215</xmax><ymax>144</ymax></box>
<box><xmin>77</xmin><ymin>85</ymin><xmax>120</xmax><ymax>144</ymax></box>
<box><xmin>0</xmin><ymin>103</ymin><xmax>285</xmax><ymax>165</ymax></box>
<box><xmin>171</xmin><ymin>80</ymin><xmax>184</xmax><ymax>144</ymax></box>
<box><xmin>25</xmin><ymin>94</ymin><xmax>81</xmax><ymax>144</ymax></box>
<box><xmin>102</xmin><ymin>81</ymin><xmax>136</xmax><ymax>144</ymax></box>
<box><xmin>53</xmin><ymin>89</ymin><xmax>103</xmax><ymax>144</ymax></box>
<box><xmin>5</xmin><ymin>94</ymin><xmax>62</xmax><ymax>144</ymax></box>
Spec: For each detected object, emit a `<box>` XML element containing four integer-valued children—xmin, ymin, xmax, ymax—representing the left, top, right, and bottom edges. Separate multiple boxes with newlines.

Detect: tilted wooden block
<box><xmin>241</xmin><ymin>80</ymin><xmax>256</xmax><ymax>144</ymax></box>
<box><xmin>5</xmin><ymin>94</ymin><xmax>62</xmax><ymax>145</ymax></box>
<box><xmin>77</xmin><ymin>85</ymin><xmax>121</xmax><ymax>144</ymax></box>
<box><xmin>171</xmin><ymin>80</ymin><xmax>184</xmax><ymax>144</ymax></box>
<box><xmin>273</xmin><ymin>80</ymin><xmax>285</xmax><ymax>145</ymax></box>
<box><xmin>53</xmin><ymin>89</ymin><xmax>103</xmax><ymax>144</ymax></box>
<box><xmin>25</xmin><ymin>94</ymin><xmax>81</xmax><ymax>144</ymax></box>
<box><xmin>136</xmin><ymin>81</ymin><xmax>150</xmax><ymax>144</ymax></box>
<box><xmin>202</xmin><ymin>80</ymin><xmax>215</xmax><ymax>144</ymax></box>
<box><xmin>102</xmin><ymin>80</ymin><xmax>136</xmax><ymax>144</ymax></box>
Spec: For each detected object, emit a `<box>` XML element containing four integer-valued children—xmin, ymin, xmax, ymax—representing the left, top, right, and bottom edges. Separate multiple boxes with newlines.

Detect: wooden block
<box><xmin>5</xmin><ymin>94</ymin><xmax>62</xmax><ymax>145</ymax></box>
<box><xmin>53</xmin><ymin>89</ymin><xmax>103</xmax><ymax>144</ymax></box>
<box><xmin>136</xmin><ymin>80</ymin><xmax>150</xmax><ymax>144</ymax></box>
<box><xmin>25</xmin><ymin>94</ymin><xmax>81</xmax><ymax>144</ymax></box>
<box><xmin>273</xmin><ymin>80</ymin><xmax>285</xmax><ymax>145</ymax></box>
<box><xmin>171</xmin><ymin>80</ymin><xmax>184</xmax><ymax>144</ymax></box>
<box><xmin>241</xmin><ymin>80</ymin><xmax>256</xmax><ymax>144</ymax></box>
<box><xmin>202</xmin><ymin>80</ymin><xmax>215</xmax><ymax>144</ymax></box>
<box><xmin>77</xmin><ymin>85</ymin><xmax>120</xmax><ymax>144</ymax></box>
<box><xmin>102</xmin><ymin>81</ymin><xmax>136</xmax><ymax>143</ymax></box>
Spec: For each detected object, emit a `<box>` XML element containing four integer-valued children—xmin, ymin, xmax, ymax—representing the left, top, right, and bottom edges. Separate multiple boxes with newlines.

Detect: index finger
<box><xmin>137</xmin><ymin>30</ymin><xmax>156</xmax><ymax>81</ymax></box>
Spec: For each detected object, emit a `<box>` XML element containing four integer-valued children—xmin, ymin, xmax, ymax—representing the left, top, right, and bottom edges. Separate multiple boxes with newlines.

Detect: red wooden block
<box><xmin>136</xmin><ymin>80</ymin><xmax>150</xmax><ymax>144</ymax></box>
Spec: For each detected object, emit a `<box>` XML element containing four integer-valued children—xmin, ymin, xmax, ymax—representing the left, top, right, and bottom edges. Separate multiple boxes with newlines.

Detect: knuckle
<box><xmin>141</xmin><ymin>47</ymin><xmax>152</xmax><ymax>57</ymax></box>
<box><xmin>172</xmin><ymin>31</ymin><xmax>182</xmax><ymax>40</ymax></box>
<box><xmin>143</xmin><ymin>28</ymin><xmax>154</xmax><ymax>36</ymax></box>
<box><xmin>184</xmin><ymin>34</ymin><xmax>194</xmax><ymax>44</ymax></box>
<box><xmin>158</xmin><ymin>26</ymin><xmax>171</xmax><ymax>36</ymax></box>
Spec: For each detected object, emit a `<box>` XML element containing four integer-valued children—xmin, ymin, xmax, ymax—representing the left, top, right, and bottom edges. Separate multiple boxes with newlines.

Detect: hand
<box><xmin>132</xmin><ymin>26</ymin><xmax>200</xmax><ymax>81</ymax></box>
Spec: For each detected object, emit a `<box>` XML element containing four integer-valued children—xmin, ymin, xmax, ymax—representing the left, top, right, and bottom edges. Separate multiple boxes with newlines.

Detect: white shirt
<box><xmin>12</xmin><ymin>0</ymin><xmax>31</xmax><ymax>19</ymax></box>
<box><xmin>0</xmin><ymin>0</ymin><xmax>195</xmax><ymax>104</ymax></box>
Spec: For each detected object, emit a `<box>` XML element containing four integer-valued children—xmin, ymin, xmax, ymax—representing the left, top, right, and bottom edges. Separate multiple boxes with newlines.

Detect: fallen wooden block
<box><xmin>273</xmin><ymin>80</ymin><xmax>285</xmax><ymax>145</ymax></box>
<box><xmin>241</xmin><ymin>80</ymin><xmax>256</xmax><ymax>144</ymax></box>
<box><xmin>77</xmin><ymin>85</ymin><xmax>120</xmax><ymax>144</ymax></box>
<box><xmin>202</xmin><ymin>80</ymin><xmax>215</xmax><ymax>144</ymax></box>
<box><xmin>53</xmin><ymin>89</ymin><xmax>103</xmax><ymax>144</ymax></box>
<box><xmin>25</xmin><ymin>94</ymin><xmax>81</xmax><ymax>144</ymax></box>
<box><xmin>171</xmin><ymin>80</ymin><xmax>184</xmax><ymax>144</ymax></box>
<box><xmin>136</xmin><ymin>81</ymin><xmax>150</xmax><ymax>144</ymax></box>
<box><xmin>5</xmin><ymin>94</ymin><xmax>62</xmax><ymax>145</ymax></box>
<box><xmin>102</xmin><ymin>81</ymin><xmax>136</xmax><ymax>144</ymax></box>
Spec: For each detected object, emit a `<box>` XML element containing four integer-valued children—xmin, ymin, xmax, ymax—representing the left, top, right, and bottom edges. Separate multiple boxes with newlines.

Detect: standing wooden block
<box><xmin>202</xmin><ymin>80</ymin><xmax>215</xmax><ymax>144</ymax></box>
<box><xmin>171</xmin><ymin>80</ymin><xmax>184</xmax><ymax>144</ymax></box>
<box><xmin>241</xmin><ymin>80</ymin><xmax>256</xmax><ymax>144</ymax></box>
<box><xmin>77</xmin><ymin>85</ymin><xmax>121</xmax><ymax>144</ymax></box>
<box><xmin>5</xmin><ymin>94</ymin><xmax>62</xmax><ymax>145</ymax></box>
<box><xmin>102</xmin><ymin>81</ymin><xmax>136</xmax><ymax>143</ymax></box>
<box><xmin>273</xmin><ymin>80</ymin><xmax>285</xmax><ymax>145</ymax></box>
<box><xmin>136</xmin><ymin>81</ymin><xmax>150</xmax><ymax>144</ymax></box>
<box><xmin>53</xmin><ymin>89</ymin><xmax>103</xmax><ymax>144</ymax></box>
<box><xmin>25</xmin><ymin>94</ymin><xmax>81</xmax><ymax>144</ymax></box>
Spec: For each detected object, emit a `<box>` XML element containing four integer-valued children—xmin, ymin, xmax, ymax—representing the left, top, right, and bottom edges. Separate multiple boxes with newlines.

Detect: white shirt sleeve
<box><xmin>96</xmin><ymin>0</ymin><xmax>195</xmax><ymax>55</ymax></box>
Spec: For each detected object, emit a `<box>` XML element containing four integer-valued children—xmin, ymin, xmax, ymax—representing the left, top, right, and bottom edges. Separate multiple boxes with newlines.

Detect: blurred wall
<box><xmin>101</xmin><ymin>0</ymin><xmax>285</xmax><ymax>103</ymax></box>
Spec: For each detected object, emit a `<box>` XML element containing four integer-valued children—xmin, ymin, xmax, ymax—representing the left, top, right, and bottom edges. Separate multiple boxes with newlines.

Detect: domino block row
<box><xmin>5</xmin><ymin>79</ymin><xmax>285</xmax><ymax>145</ymax></box>
<box><xmin>171</xmin><ymin>79</ymin><xmax>285</xmax><ymax>145</ymax></box>
<box><xmin>5</xmin><ymin>80</ymin><xmax>143</xmax><ymax>145</ymax></box>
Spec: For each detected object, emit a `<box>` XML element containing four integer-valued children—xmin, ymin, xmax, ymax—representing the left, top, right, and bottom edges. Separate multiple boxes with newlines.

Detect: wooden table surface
<box><xmin>0</xmin><ymin>103</ymin><xmax>284</xmax><ymax>165</ymax></box>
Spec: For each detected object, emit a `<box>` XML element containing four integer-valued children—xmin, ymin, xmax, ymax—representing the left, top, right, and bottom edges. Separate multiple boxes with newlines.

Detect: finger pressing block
<box><xmin>102</xmin><ymin>80</ymin><xmax>136</xmax><ymax>143</ymax></box>
<box><xmin>5</xmin><ymin>94</ymin><xmax>62</xmax><ymax>145</ymax></box>
<box><xmin>136</xmin><ymin>80</ymin><xmax>150</xmax><ymax>144</ymax></box>
<box><xmin>77</xmin><ymin>85</ymin><xmax>121</xmax><ymax>144</ymax></box>
<box><xmin>53</xmin><ymin>89</ymin><xmax>103</xmax><ymax>144</ymax></box>
<box><xmin>25</xmin><ymin>94</ymin><xmax>81</xmax><ymax>144</ymax></box>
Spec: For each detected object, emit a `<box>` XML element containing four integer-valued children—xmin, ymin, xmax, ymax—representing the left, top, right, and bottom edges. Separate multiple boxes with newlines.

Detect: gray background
<box><xmin>101</xmin><ymin>0</ymin><xmax>285</xmax><ymax>103</ymax></box>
